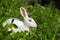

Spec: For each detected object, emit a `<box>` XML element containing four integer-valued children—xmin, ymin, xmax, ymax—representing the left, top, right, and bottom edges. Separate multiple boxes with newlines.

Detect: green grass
<box><xmin>0</xmin><ymin>0</ymin><xmax>60</xmax><ymax>40</ymax></box>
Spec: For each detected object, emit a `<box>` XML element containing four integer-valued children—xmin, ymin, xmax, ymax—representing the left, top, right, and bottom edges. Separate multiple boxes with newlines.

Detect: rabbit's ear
<box><xmin>20</xmin><ymin>7</ymin><xmax>28</xmax><ymax>18</ymax></box>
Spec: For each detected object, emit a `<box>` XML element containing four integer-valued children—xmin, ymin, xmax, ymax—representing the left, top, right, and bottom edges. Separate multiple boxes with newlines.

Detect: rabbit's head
<box><xmin>20</xmin><ymin>7</ymin><xmax>37</xmax><ymax>27</ymax></box>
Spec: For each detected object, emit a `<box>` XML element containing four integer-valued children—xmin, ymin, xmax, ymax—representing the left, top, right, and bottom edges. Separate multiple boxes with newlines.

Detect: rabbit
<box><xmin>3</xmin><ymin>7</ymin><xmax>37</xmax><ymax>33</ymax></box>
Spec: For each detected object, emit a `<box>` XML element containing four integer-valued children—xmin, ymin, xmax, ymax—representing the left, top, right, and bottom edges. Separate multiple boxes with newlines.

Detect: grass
<box><xmin>0</xmin><ymin>0</ymin><xmax>60</xmax><ymax>40</ymax></box>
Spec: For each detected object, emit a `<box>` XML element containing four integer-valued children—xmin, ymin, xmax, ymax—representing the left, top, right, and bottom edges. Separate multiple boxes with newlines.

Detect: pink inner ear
<box><xmin>21</xmin><ymin>8</ymin><xmax>26</xmax><ymax>17</ymax></box>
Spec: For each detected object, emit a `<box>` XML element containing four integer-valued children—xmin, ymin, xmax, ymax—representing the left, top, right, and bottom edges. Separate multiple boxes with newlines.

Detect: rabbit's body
<box><xmin>3</xmin><ymin>18</ymin><xmax>29</xmax><ymax>32</ymax></box>
<box><xmin>3</xmin><ymin>7</ymin><xmax>37</xmax><ymax>33</ymax></box>
<box><xmin>3</xmin><ymin>18</ymin><xmax>20</xmax><ymax>27</ymax></box>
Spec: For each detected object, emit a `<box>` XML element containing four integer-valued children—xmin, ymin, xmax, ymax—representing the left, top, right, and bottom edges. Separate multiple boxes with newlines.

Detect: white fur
<box><xmin>3</xmin><ymin>18</ymin><xmax>29</xmax><ymax>32</ymax></box>
<box><xmin>3</xmin><ymin>7</ymin><xmax>37</xmax><ymax>33</ymax></box>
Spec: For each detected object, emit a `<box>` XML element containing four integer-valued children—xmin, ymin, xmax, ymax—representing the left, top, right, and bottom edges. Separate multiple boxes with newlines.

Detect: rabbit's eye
<box><xmin>29</xmin><ymin>20</ymin><xmax>32</xmax><ymax>22</ymax></box>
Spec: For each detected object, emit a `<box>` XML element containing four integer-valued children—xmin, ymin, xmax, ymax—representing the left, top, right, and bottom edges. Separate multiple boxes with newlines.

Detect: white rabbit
<box><xmin>3</xmin><ymin>7</ymin><xmax>37</xmax><ymax>33</ymax></box>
